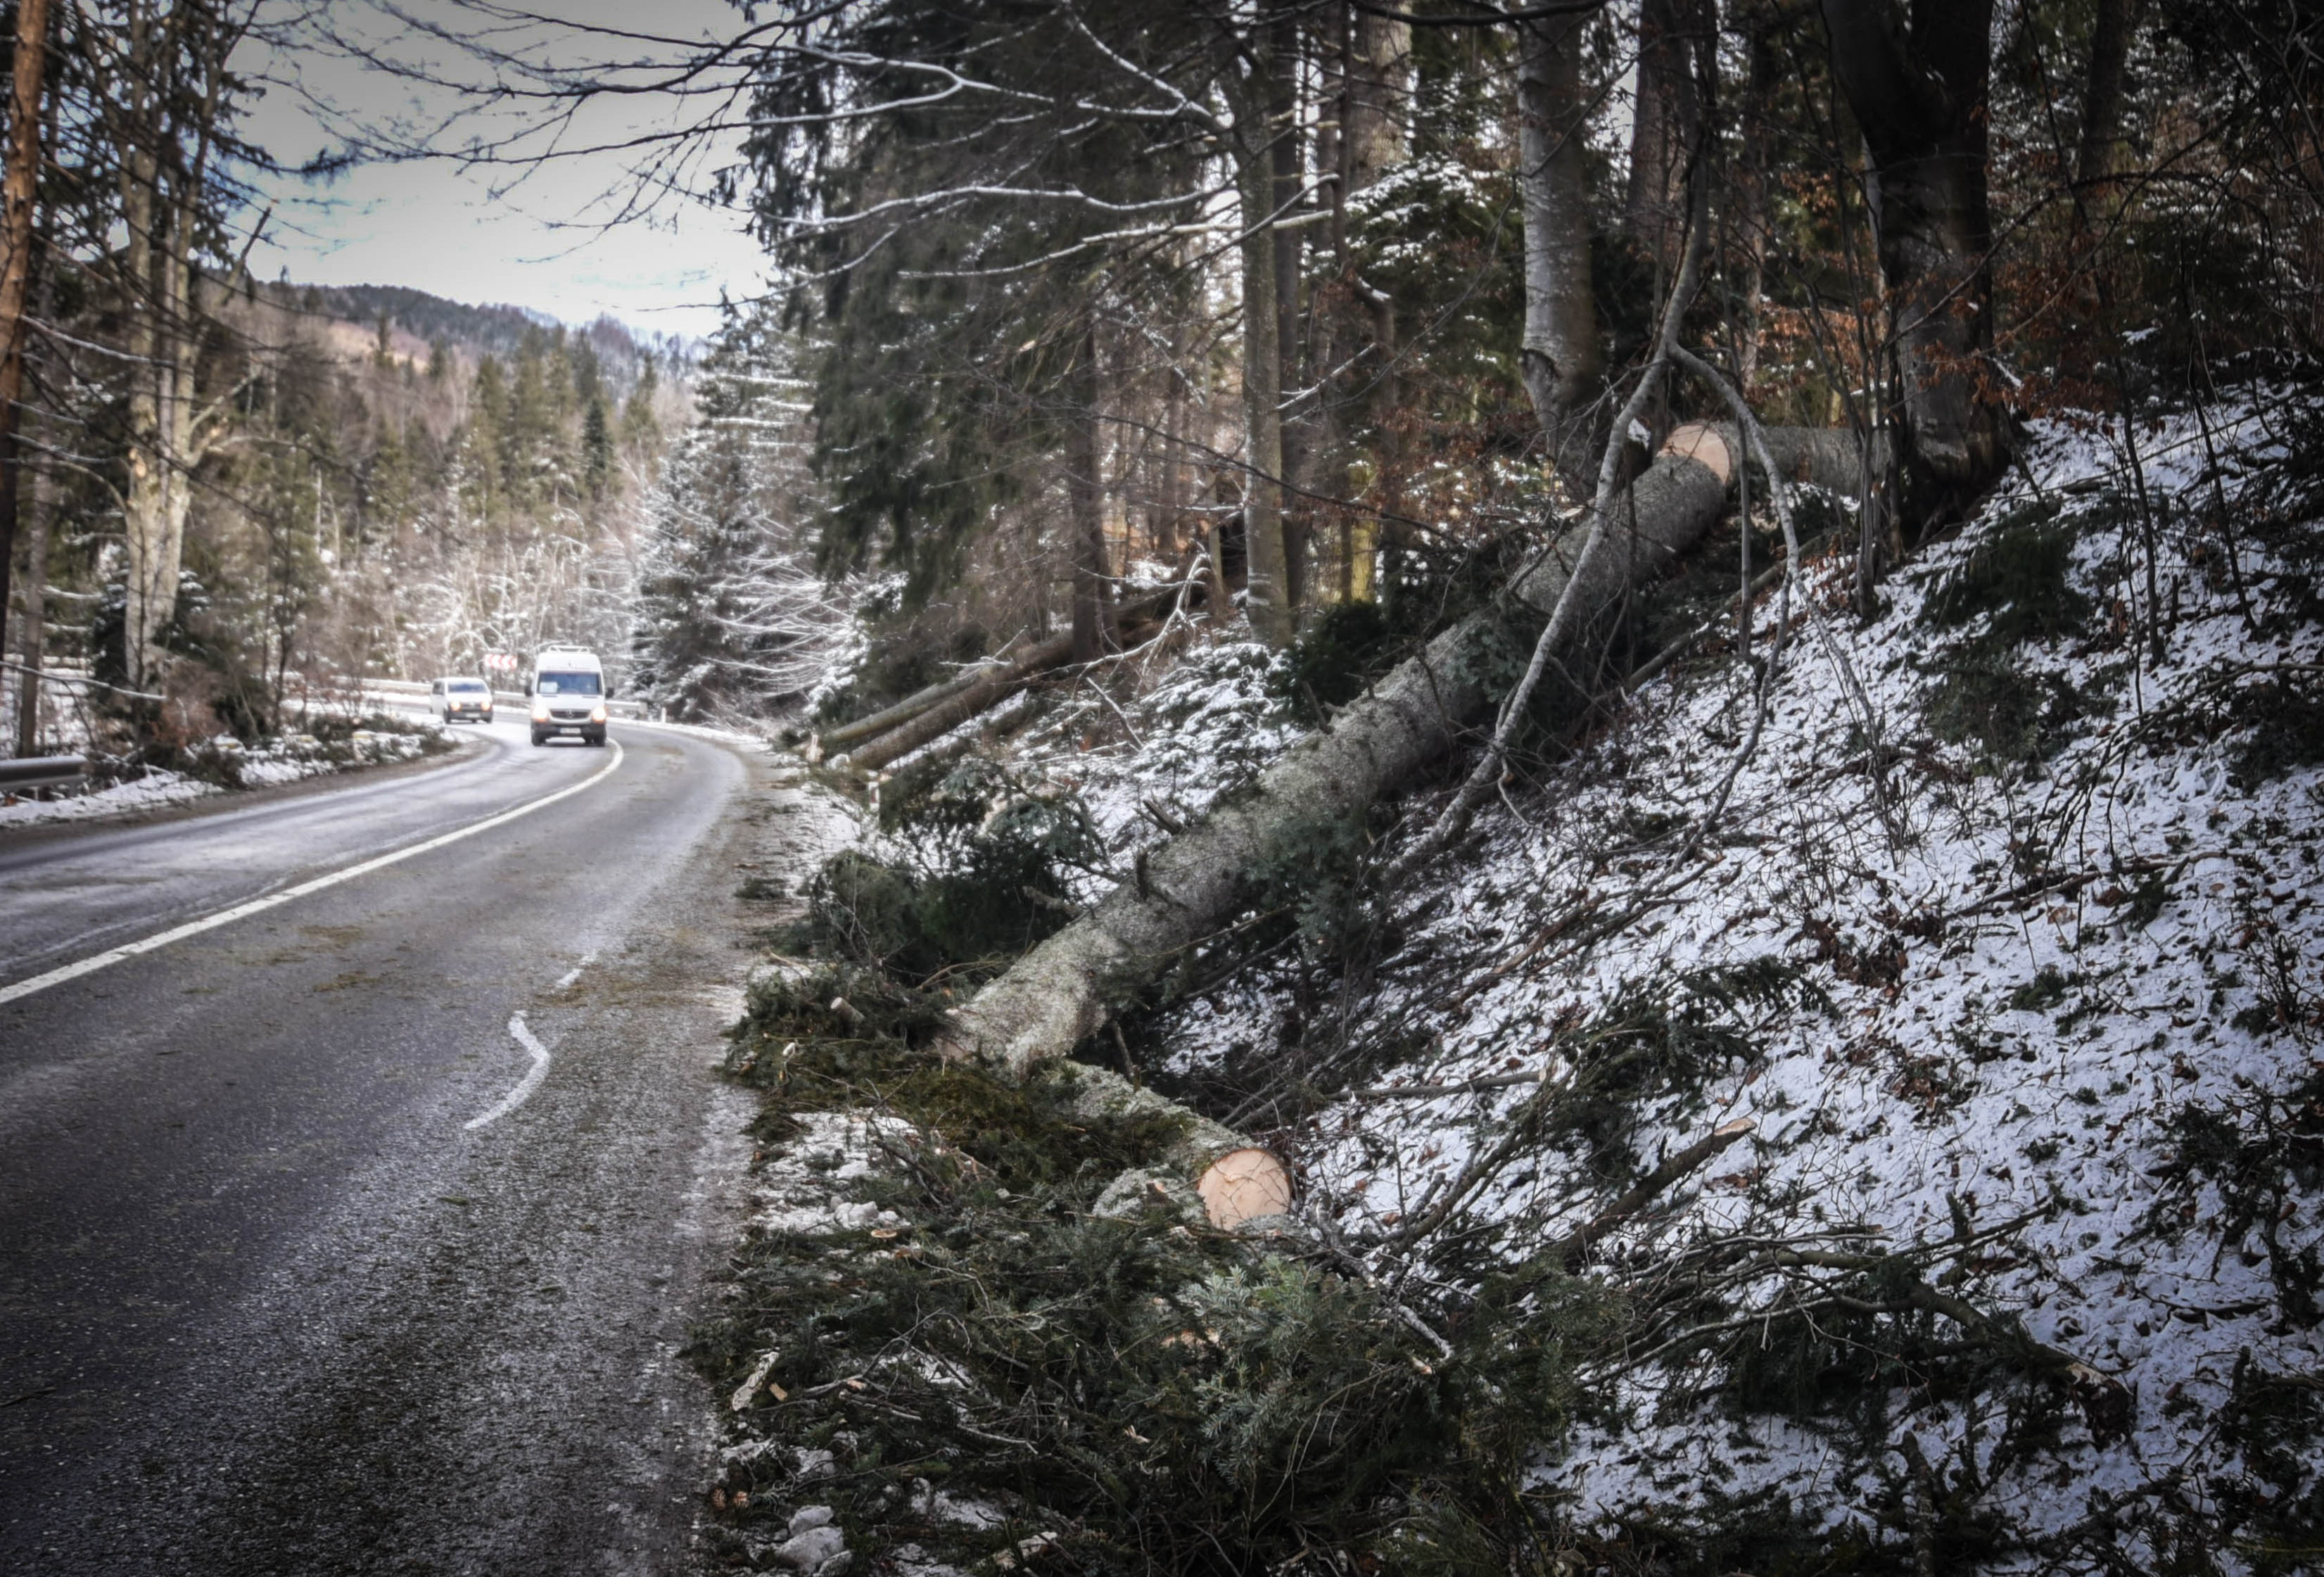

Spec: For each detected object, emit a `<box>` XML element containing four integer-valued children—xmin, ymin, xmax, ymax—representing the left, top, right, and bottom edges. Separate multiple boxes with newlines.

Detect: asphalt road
<box><xmin>0</xmin><ymin>717</ymin><xmax>795</xmax><ymax>1576</ymax></box>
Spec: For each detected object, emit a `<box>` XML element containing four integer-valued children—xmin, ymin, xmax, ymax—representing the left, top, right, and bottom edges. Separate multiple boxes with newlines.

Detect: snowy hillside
<box><xmin>710</xmin><ymin>392</ymin><xmax>2320</xmax><ymax>1576</ymax></box>
<box><xmin>1138</xmin><ymin>402</ymin><xmax>2320</xmax><ymax>1568</ymax></box>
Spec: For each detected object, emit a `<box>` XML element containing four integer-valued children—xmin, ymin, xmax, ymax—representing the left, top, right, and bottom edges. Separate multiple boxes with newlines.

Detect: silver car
<box><xmin>432</xmin><ymin>676</ymin><xmax>495</xmax><ymax>724</ymax></box>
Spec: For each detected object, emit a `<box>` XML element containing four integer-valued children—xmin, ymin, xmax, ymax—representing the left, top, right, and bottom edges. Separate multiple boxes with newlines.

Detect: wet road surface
<box><xmin>0</xmin><ymin>718</ymin><xmax>789</xmax><ymax>1575</ymax></box>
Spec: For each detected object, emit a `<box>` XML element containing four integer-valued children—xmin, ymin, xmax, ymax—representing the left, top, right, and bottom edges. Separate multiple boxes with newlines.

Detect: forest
<box><xmin>4</xmin><ymin>0</ymin><xmax>2323</xmax><ymax>1573</ymax></box>
<box><xmin>0</xmin><ymin>0</ymin><xmax>685</xmax><ymax>768</ymax></box>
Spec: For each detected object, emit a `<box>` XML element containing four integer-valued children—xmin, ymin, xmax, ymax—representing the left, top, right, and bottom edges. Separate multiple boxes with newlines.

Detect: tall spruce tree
<box><xmin>630</xmin><ymin>317</ymin><xmax>842</xmax><ymax>721</ymax></box>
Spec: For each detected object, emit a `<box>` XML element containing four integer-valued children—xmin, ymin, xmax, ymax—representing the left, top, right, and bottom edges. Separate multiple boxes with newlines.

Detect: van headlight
<box><xmin>590</xmin><ymin>704</ymin><xmax>607</xmax><ymax>723</ymax></box>
<box><xmin>531</xmin><ymin>702</ymin><xmax>550</xmax><ymax>722</ymax></box>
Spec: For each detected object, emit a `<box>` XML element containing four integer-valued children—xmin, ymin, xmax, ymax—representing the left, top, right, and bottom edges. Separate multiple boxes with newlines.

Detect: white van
<box><xmin>527</xmin><ymin>645</ymin><xmax>609</xmax><ymax>747</ymax></box>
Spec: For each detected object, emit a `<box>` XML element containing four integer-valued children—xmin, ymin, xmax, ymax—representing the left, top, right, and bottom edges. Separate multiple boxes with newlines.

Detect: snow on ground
<box><xmin>1258</xmin><ymin>401</ymin><xmax>2324</xmax><ymax>1565</ymax></box>
<box><xmin>771</xmin><ymin>393</ymin><xmax>2320</xmax><ymax>1568</ymax></box>
<box><xmin>0</xmin><ymin>766</ymin><xmax>222</xmax><ymax>827</ymax></box>
<box><xmin>1017</xmin><ymin>636</ymin><xmax>1302</xmax><ymax>885</ymax></box>
<box><xmin>746</xmin><ymin>1110</ymin><xmax>917</xmax><ymax>1236</ymax></box>
<box><xmin>0</xmin><ymin>726</ymin><xmax>440</xmax><ymax>830</ymax></box>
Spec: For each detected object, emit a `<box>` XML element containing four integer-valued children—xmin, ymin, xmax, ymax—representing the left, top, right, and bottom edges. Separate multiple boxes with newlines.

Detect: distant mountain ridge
<box><xmin>265</xmin><ymin>280</ymin><xmax>696</xmax><ymax>397</ymax></box>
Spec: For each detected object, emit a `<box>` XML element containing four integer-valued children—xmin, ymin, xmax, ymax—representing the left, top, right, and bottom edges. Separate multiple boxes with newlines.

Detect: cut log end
<box><xmin>1662</xmin><ymin>422</ymin><xmax>1736</xmax><ymax>486</ymax></box>
<box><xmin>1197</xmin><ymin>1148</ymin><xmax>1295</xmax><ymax>1228</ymax></box>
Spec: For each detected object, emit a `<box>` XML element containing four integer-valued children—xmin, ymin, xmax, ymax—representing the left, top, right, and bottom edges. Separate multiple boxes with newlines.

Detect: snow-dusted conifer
<box><xmin>630</xmin><ymin>312</ymin><xmax>846</xmax><ymax>721</ymax></box>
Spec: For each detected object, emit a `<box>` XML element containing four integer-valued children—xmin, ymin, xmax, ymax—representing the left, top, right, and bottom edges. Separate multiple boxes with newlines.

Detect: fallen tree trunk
<box><xmin>838</xmin><ymin>631</ymin><xmax>1080</xmax><ymax>772</ymax></box>
<box><xmin>827</xmin><ymin>583</ymin><xmax>1201</xmax><ymax>773</ymax></box>
<box><xmin>818</xmin><ymin>667</ymin><xmax>995</xmax><ymax>751</ymax></box>
<box><xmin>941</xmin><ymin>424</ymin><xmax>1873</xmax><ymax>1079</ymax></box>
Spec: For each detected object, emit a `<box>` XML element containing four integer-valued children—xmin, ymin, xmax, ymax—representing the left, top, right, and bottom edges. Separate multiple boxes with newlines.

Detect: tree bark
<box><xmin>1157</xmin><ymin>350</ymin><xmax>1186</xmax><ymax>561</ymax></box>
<box><xmin>1233</xmin><ymin>54</ymin><xmax>1293</xmax><ymax>648</ymax></box>
<box><xmin>1625</xmin><ymin>0</ymin><xmax>1706</xmax><ymax>266</ymax></box>
<box><xmin>1820</xmin><ymin>0</ymin><xmax>2009</xmax><ymax>499</ymax></box>
<box><xmin>2074</xmin><ymin>0</ymin><xmax>2143</xmax><ymax>201</ymax></box>
<box><xmin>1518</xmin><ymin>8</ymin><xmax>1601</xmax><ymax>467</ymax></box>
<box><xmin>1344</xmin><ymin>8</ymin><xmax>1409</xmax><ymax>603</ymax></box>
<box><xmin>820</xmin><ymin>668</ymin><xmax>991</xmax><ymax>751</ymax></box>
<box><xmin>1345</xmin><ymin>11</ymin><xmax>1411</xmax><ymax>185</ymax></box>
<box><xmin>939</xmin><ymin>424</ymin><xmax>1872</xmax><ymax>1077</ymax></box>
<box><xmin>1733</xmin><ymin>1</ymin><xmax>1785</xmax><ymax>393</ymax></box>
<box><xmin>117</xmin><ymin>2</ymin><xmax>236</xmax><ymax>690</ymax></box>
<box><xmin>842</xmin><ymin>631</ymin><xmax>1079</xmax><ymax>774</ymax></box>
<box><xmin>834</xmin><ymin>584</ymin><xmax>1191</xmax><ymax>772</ymax></box>
<box><xmin>1067</xmin><ymin>321</ymin><xmax>1109</xmax><ymax>665</ymax></box>
<box><xmin>0</xmin><ymin>0</ymin><xmax>49</xmax><ymax>711</ymax></box>
<box><xmin>1270</xmin><ymin>11</ymin><xmax>1310</xmax><ymax>616</ymax></box>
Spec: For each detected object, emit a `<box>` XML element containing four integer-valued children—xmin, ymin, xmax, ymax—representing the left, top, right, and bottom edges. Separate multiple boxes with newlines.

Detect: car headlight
<box><xmin>590</xmin><ymin>704</ymin><xmax>607</xmax><ymax>723</ymax></box>
<box><xmin>531</xmin><ymin>702</ymin><xmax>550</xmax><ymax>721</ymax></box>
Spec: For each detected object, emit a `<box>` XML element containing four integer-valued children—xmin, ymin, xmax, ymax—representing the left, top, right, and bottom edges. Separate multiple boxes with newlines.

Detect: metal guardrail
<box><xmin>0</xmin><ymin>754</ymin><xmax>87</xmax><ymax>793</ymax></box>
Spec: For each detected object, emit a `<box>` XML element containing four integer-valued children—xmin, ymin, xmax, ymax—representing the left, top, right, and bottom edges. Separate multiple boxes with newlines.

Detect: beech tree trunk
<box><xmin>1335</xmin><ymin>8</ymin><xmax>1410</xmax><ymax>604</ymax></box>
<box><xmin>1820</xmin><ymin>0</ymin><xmax>2009</xmax><ymax>498</ymax></box>
<box><xmin>1518</xmin><ymin>9</ymin><xmax>1601</xmax><ymax>465</ymax></box>
<box><xmin>11</xmin><ymin>462</ymin><xmax>46</xmax><ymax>755</ymax></box>
<box><xmin>942</xmin><ymin>426</ymin><xmax>1871</xmax><ymax>1077</ymax></box>
<box><xmin>1733</xmin><ymin>1</ymin><xmax>1784</xmax><ymax>392</ymax></box>
<box><xmin>1345</xmin><ymin>11</ymin><xmax>1410</xmax><ymax>184</ymax></box>
<box><xmin>1158</xmin><ymin>352</ymin><xmax>1187</xmax><ymax>560</ymax></box>
<box><xmin>115</xmin><ymin>2</ymin><xmax>237</xmax><ymax>690</ymax></box>
<box><xmin>1270</xmin><ymin>12</ymin><xmax>1310</xmax><ymax>616</ymax></box>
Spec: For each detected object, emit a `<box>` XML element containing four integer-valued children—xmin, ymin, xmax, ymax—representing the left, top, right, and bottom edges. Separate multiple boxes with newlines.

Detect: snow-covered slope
<box><xmin>732</xmin><ymin>394</ymin><xmax>2318</xmax><ymax>1573</ymax></box>
<box><xmin>1268</xmin><ymin>403</ymin><xmax>2324</xmax><ymax>1568</ymax></box>
<box><xmin>1010</xmin><ymin>398</ymin><xmax>2323</xmax><ymax>1569</ymax></box>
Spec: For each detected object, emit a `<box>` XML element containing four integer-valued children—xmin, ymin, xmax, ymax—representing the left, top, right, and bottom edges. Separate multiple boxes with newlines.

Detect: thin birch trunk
<box><xmin>1067</xmin><ymin>322</ymin><xmax>1108</xmax><ymax>664</ymax></box>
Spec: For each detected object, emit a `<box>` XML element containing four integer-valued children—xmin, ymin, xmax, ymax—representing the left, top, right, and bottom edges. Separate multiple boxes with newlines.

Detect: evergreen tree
<box><xmin>630</xmin><ymin>319</ymin><xmax>839</xmax><ymax>721</ymax></box>
<box><xmin>621</xmin><ymin>355</ymin><xmax>662</xmax><ymax>455</ymax></box>
<box><xmin>583</xmin><ymin>396</ymin><xmax>612</xmax><ymax>501</ymax></box>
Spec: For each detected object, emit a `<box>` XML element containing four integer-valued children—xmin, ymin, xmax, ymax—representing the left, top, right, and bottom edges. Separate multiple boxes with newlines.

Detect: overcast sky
<box><xmin>239</xmin><ymin>1</ymin><xmax>773</xmax><ymax>339</ymax></box>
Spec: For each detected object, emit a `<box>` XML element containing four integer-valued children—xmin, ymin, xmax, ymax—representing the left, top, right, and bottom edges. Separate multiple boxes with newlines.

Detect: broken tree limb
<box><xmin>1389</xmin><ymin>182</ymin><xmax>1711</xmax><ymax>886</ymax></box>
<box><xmin>840</xmin><ymin>631</ymin><xmax>1080</xmax><ymax>773</ymax></box>
<box><xmin>819</xmin><ymin>666</ymin><xmax>998</xmax><ymax>751</ymax></box>
<box><xmin>1549</xmin><ymin>1117</ymin><xmax>1755</xmax><ymax>1269</ymax></box>
<box><xmin>942</xmin><ymin>426</ymin><xmax>1872</xmax><ymax>1082</ymax></box>
<box><xmin>833</xmin><ymin>584</ymin><xmax>1195</xmax><ymax>773</ymax></box>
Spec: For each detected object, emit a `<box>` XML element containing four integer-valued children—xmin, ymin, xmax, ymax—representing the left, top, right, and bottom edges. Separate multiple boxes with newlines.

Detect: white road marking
<box><xmin>552</xmin><ymin>951</ymin><xmax>596</xmax><ymax>992</ymax></box>
<box><xmin>466</xmin><ymin>1012</ymin><xmax>552</xmax><ymax>1130</ymax></box>
<box><xmin>0</xmin><ymin>742</ymin><xmax>626</xmax><ymax>1007</ymax></box>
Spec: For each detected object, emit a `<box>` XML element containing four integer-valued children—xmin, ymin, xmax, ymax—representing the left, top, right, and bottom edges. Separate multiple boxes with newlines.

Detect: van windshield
<box><xmin>448</xmin><ymin>680</ymin><xmax>488</xmax><ymax>694</ymax></box>
<box><xmin>536</xmin><ymin>671</ymin><xmax>602</xmax><ymax>697</ymax></box>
